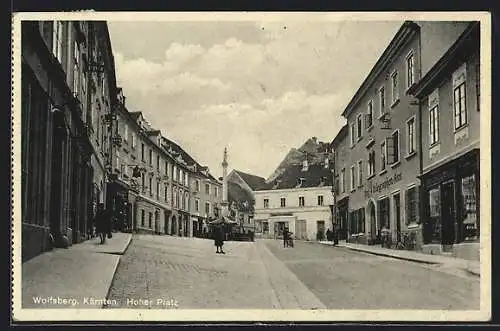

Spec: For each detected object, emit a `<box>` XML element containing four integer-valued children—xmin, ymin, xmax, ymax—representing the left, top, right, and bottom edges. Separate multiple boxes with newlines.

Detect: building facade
<box><xmin>330</xmin><ymin>124</ymin><xmax>349</xmax><ymax>240</ymax></box>
<box><xmin>227</xmin><ymin>170</ymin><xmax>267</xmax><ymax>234</ymax></box>
<box><xmin>408</xmin><ymin>22</ymin><xmax>480</xmax><ymax>260</ymax></box>
<box><xmin>333</xmin><ymin>20</ymin><xmax>472</xmax><ymax>252</ymax></box>
<box><xmin>190</xmin><ymin>166</ymin><xmax>222</xmax><ymax>237</ymax></box>
<box><xmin>254</xmin><ymin>158</ymin><xmax>334</xmax><ymax>241</ymax></box>
<box><xmin>21</xmin><ymin>20</ymin><xmax>117</xmax><ymax>261</ymax></box>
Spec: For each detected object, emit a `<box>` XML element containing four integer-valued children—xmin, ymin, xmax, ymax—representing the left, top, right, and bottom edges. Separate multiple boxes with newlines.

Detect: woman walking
<box><xmin>214</xmin><ymin>224</ymin><xmax>225</xmax><ymax>254</ymax></box>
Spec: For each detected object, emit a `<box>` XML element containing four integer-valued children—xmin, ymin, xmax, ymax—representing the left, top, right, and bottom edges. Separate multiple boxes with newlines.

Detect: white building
<box><xmin>254</xmin><ymin>158</ymin><xmax>334</xmax><ymax>240</ymax></box>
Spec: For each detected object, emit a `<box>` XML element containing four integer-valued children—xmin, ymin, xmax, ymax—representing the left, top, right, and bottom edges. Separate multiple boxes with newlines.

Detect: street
<box><xmin>106</xmin><ymin>234</ymin><xmax>480</xmax><ymax>310</ymax></box>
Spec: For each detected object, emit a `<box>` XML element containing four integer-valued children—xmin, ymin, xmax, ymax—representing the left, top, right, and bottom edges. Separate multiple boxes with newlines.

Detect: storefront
<box><xmin>421</xmin><ymin>149</ymin><xmax>479</xmax><ymax>251</ymax></box>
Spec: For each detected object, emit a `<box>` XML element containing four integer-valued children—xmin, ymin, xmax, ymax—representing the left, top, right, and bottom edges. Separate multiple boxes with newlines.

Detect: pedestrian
<box><xmin>214</xmin><ymin>224</ymin><xmax>225</xmax><ymax>254</ymax></box>
<box><xmin>283</xmin><ymin>228</ymin><xmax>289</xmax><ymax>248</ymax></box>
<box><xmin>326</xmin><ymin>228</ymin><xmax>332</xmax><ymax>242</ymax></box>
<box><xmin>95</xmin><ymin>204</ymin><xmax>106</xmax><ymax>244</ymax></box>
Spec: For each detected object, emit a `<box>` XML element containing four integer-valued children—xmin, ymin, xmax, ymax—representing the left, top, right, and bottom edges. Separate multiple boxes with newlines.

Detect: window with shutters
<box><xmin>356</xmin><ymin>114</ymin><xmax>363</xmax><ymax>140</ymax></box>
<box><xmin>379</xmin><ymin>86</ymin><xmax>386</xmax><ymax>117</ymax></box>
<box><xmin>350</xmin><ymin>165</ymin><xmax>356</xmax><ymax>192</ymax></box>
<box><xmin>366</xmin><ymin>101</ymin><xmax>373</xmax><ymax>128</ymax></box>
<box><xmin>358</xmin><ymin>160</ymin><xmax>363</xmax><ymax>186</ymax></box>
<box><xmin>368</xmin><ymin>151</ymin><xmax>375</xmax><ymax>177</ymax></box>
<box><xmin>299</xmin><ymin>196</ymin><xmax>305</xmax><ymax>207</ymax></box>
<box><xmin>406</xmin><ymin>186</ymin><xmax>418</xmax><ymax>225</ymax></box>
<box><xmin>391</xmin><ymin>70</ymin><xmax>399</xmax><ymax>105</ymax></box>
<box><xmin>380</xmin><ymin>140</ymin><xmax>387</xmax><ymax>171</ymax></box>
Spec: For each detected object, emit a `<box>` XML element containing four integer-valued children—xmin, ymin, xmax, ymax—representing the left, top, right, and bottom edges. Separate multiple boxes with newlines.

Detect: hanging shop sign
<box><xmin>364</xmin><ymin>172</ymin><xmax>402</xmax><ymax>198</ymax></box>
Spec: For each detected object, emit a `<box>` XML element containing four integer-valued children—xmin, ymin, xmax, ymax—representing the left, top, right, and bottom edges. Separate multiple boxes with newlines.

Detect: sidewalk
<box><xmin>318</xmin><ymin>240</ymin><xmax>480</xmax><ymax>277</ymax></box>
<box><xmin>22</xmin><ymin>232</ymin><xmax>132</xmax><ymax>309</ymax></box>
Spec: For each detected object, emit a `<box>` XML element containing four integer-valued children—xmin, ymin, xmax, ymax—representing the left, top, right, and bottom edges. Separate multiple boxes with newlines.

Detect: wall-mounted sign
<box><xmin>364</xmin><ymin>173</ymin><xmax>402</xmax><ymax>198</ymax></box>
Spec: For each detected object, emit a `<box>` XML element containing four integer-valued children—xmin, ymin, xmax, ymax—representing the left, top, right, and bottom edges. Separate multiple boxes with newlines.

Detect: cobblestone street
<box><xmin>106</xmin><ymin>235</ymin><xmax>480</xmax><ymax>310</ymax></box>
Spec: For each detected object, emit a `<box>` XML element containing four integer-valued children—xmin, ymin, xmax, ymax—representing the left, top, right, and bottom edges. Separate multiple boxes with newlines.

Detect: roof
<box><xmin>129</xmin><ymin>111</ymin><xmax>142</xmax><ymax>121</ymax></box>
<box><xmin>341</xmin><ymin>21</ymin><xmax>420</xmax><ymax>118</ymax></box>
<box><xmin>407</xmin><ymin>21</ymin><xmax>479</xmax><ymax>99</ymax></box>
<box><xmin>233</xmin><ymin>170</ymin><xmax>267</xmax><ymax>190</ymax></box>
<box><xmin>331</xmin><ymin>124</ymin><xmax>349</xmax><ymax>148</ymax></box>
<box><xmin>256</xmin><ymin>163</ymin><xmax>332</xmax><ymax>191</ymax></box>
<box><xmin>146</xmin><ymin>130</ymin><xmax>161</xmax><ymax>136</ymax></box>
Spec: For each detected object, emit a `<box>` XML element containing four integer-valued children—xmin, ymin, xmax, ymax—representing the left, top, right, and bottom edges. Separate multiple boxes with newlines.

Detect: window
<box><xmin>195</xmin><ymin>180</ymin><xmax>200</xmax><ymax>192</ymax></box>
<box><xmin>406</xmin><ymin>117</ymin><xmax>416</xmax><ymax>155</ymax></box>
<box><xmin>454</xmin><ymin>82</ymin><xmax>467</xmax><ymax>129</ymax></box>
<box><xmin>205</xmin><ymin>183</ymin><xmax>210</xmax><ymax>194</ymax></box>
<box><xmin>131</xmin><ymin>133</ymin><xmax>136</xmax><ymax>148</ymax></box>
<box><xmin>263</xmin><ymin>221</ymin><xmax>269</xmax><ymax>234</ymax></box>
<box><xmin>358</xmin><ymin>160</ymin><xmax>363</xmax><ymax>186</ymax></box>
<box><xmin>299</xmin><ymin>196</ymin><xmax>305</xmax><ymax>207</ymax></box>
<box><xmin>317</xmin><ymin>195</ymin><xmax>324</xmax><ymax>206</ymax></box>
<box><xmin>72</xmin><ymin>41</ymin><xmax>80</xmax><ymax>96</ymax></box>
<box><xmin>165</xmin><ymin>161</ymin><xmax>169</xmax><ymax>176</ymax></box>
<box><xmin>350</xmin><ymin>165</ymin><xmax>356</xmax><ymax>192</ymax></box>
<box><xmin>141</xmin><ymin>210</ymin><xmax>145</xmax><ymax>227</ymax></box>
<box><xmin>214</xmin><ymin>186</ymin><xmax>218</xmax><ymax>197</ymax></box>
<box><xmin>378</xmin><ymin>197</ymin><xmax>390</xmax><ymax>228</ymax></box>
<box><xmin>149</xmin><ymin>149</ymin><xmax>153</xmax><ymax>165</ymax></box>
<box><xmin>52</xmin><ymin>21</ymin><xmax>63</xmax><ymax>63</ymax></box>
<box><xmin>141</xmin><ymin>143</ymin><xmax>145</xmax><ymax>161</ymax></box>
<box><xmin>173</xmin><ymin>165</ymin><xmax>177</xmax><ymax>181</ymax></box>
<box><xmin>164</xmin><ymin>184</ymin><xmax>168</xmax><ymax>201</ymax></box>
<box><xmin>387</xmin><ymin>130</ymin><xmax>400</xmax><ymax>165</ymax></box>
<box><xmin>406</xmin><ymin>186</ymin><xmax>418</xmax><ymax>225</ymax></box>
<box><xmin>356</xmin><ymin>114</ymin><xmax>363</xmax><ymax>139</ymax></box>
<box><xmin>429</xmin><ymin>105</ymin><xmax>439</xmax><ymax>145</ymax></box>
<box><xmin>156</xmin><ymin>154</ymin><xmax>160</xmax><ymax>171</ymax></box>
<box><xmin>391</xmin><ymin>70</ymin><xmax>399</xmax><ymax>104</ymax></box>
<box><xmin>141</xmin><ymin>173</ymin><xmax>145</xmax><ymax>192</ymax></box>
<box><xmin>350</xmin><ymin>123</ymin><xmax>356</xmax><ymax>146</ymax></box>
<box><xmin>366</xmin><ymin>101</ymin><xmax>373</xmax><ymax>128</ymax></box>
<box><xmin>123</xmin><ymin>124</ymin><xmax>128</xmax><ymax>142</ymax></box>
<box><xmin>406</xmin><ymin>51</ymin><xmax>415</xmax><ymax>88</ymax></box>
<box><xmin>280</xmin><ymin>198</ymin><xmax>286</xmax><ymax>208</ymax></box>
<box><xmin>205</xmin><ymin>202</ymin><xmax>210</xmax><ymax>215</ymax></box>
<box><xmin>156</xmin><ymin>181</ymin><xmax>160</xmax><ymax>200</ymax></box>
<box><xmin>148</xmin><ymin>176</ymin><xmax>153</xmax><ymax>195</ymax></box>
<box><xmin>380</xmin><ymin>141</ymin><xmax>386</xmax><ymax>171</ymax></box>
<box><xmin>195</xmin><ymin>199</ymin><xmax>199</xmax><ymax>212</ymax></box>
<box><xmin>379</xmin><ymin>86</ymin><xmax>386</xmax><ymax>117</ymax></box>
<box><xmin>340</xmin><ymin>168</ymin><xmax>346</xmax><ymax>193</ymax></box>
<box><xmin>461</xmin><ymin>174</ymin><xmax>478</xmax><ymax>240</ymax></box>
<box><xmin>149</xmin><ymin>212</ymin><xmax>152</xmax><ymax>228</ymax></box>
<box><xmin>368</xmin><ymin>151</ymin><xmax>375</xmax><ymax>177</ymax></box>
<box><xmin>263</xmin><ymin>198</ymin><xmax>269</xmax><ymax>208</ymax></box>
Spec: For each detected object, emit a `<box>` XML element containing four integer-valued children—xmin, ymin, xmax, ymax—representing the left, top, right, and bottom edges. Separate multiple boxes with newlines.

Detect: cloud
<box><xmin>109</xmin><ymin>21</ymin><xmax>401</xmax><ymax>177</ymax></box>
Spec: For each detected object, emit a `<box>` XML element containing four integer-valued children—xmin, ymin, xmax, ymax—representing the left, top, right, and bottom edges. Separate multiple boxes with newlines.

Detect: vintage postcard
<box><xmin>11</xmin><ymin>11</ymin><xmax>491</xmax><ymax>322</ymax></box>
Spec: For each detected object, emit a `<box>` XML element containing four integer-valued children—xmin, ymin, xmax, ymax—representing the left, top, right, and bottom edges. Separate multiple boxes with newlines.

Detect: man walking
<box><xmin>283</xmin><ymin>227</ymin><xmax>289</xmax><ymax>248</ymax></box>
<box><xmin>214</xmin><ymin>224</ymin><xmax>225</xmax><ymax>254</ymax></box>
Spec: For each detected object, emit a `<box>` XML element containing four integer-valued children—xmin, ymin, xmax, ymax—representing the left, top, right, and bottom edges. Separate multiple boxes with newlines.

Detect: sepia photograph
<box><xmin>11</xmin><ymin>11</ymin><xmax>491</xmax><ymax>322</ymax></box>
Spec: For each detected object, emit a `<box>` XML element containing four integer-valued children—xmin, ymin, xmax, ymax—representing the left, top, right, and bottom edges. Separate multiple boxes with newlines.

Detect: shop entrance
<box><xmin>368</xmin><ymin>200</ymin><xmax>377</xmax><ymax>241</ymax></box>
<box><xmin>441</xmin><ymin>181</ymin><xmax>456</xmax><ymax>250</ymax></box>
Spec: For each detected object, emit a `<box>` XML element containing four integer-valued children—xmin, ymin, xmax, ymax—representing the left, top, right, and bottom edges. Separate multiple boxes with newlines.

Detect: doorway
<box><xmin>368</xmin><ymin>200</ymin><xmax>377</xmax><ymax>241</ymax></box>
<box><xmin>393</xmin><ymin>192</ymin><xmax>401</xmax><ymax>243</ymax></box>
<box><xmin>441</xmin><ymin>181</ymin><xmax>456</xmax><ymax>250</ymax></box>
<box><xmin>295</xmin><ymin>220</ymin><xmax>307</xmax><ymax>240</ymax></box>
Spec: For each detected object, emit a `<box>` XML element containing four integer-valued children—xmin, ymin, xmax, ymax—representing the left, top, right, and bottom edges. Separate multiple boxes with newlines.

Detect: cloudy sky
<box><xmin>108</xmin><ymin>18</ymin><xmax>403</xmax><ymax>179</ymax></box>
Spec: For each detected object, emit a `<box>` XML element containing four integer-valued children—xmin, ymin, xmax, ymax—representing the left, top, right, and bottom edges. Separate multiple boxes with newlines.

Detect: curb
<box><xmin>101</xmin><ymin>234</ymin><xmax>133</xmax><ymax>308</ymax></box>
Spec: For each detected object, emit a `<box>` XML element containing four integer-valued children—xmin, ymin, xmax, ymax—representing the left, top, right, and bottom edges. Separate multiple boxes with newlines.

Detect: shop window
<box><xmin>263</xmin><ymin>221</ymin><xmax>269</xmax><ymax>234</ymax></box>
<box><xmin>427</xmin><ymin>188</ymin><xmax>441</xmax><ymax>243</ymax></box>
<box><xmin>461</xmin><ymin>174</ymin><xmax>478</xmax><ymax>240</ymax></box>
<box><xmin>405</xmin><ymin>186</ymin><xmax>418</xmax><ymax>225</ymax></box>
<box><xmin>378</xmin><ymin>198</ymin><xmax>390</xmax><ymax>229</ymax></box>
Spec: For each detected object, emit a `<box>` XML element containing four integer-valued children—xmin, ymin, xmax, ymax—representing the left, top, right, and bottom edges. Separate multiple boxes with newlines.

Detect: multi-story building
<box><xmin>227</xmin><ymin>170</ymin><xmax>267</xmax><ymax>234</ymax></box>
<box><xmin>254</xmin><ymin>156</ymin><xmax>334</xmax><ymax>240</ymax></box>
<box><xmin>335</xmin><ymin>21</ymin><xmax>470</xmax><ymax>249</ymax></box>
<box><xmin>408</xmin><ymin>22</ymin><xmax>480</xmax><ymax>260</ymax></box>
<box><xmin>21</xmin><ymin>20</ymin><xmax>117</xmax><ymax>261</ymax></box>
<box><xmin>330</xmin><ymin>124</ymin><xmax>349</xmax><ymax>241</ymax></box>
<box><xmin>190</xmin><ymin>165</ymin><xmax>223</xmax><ymax>237</ymax></box>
